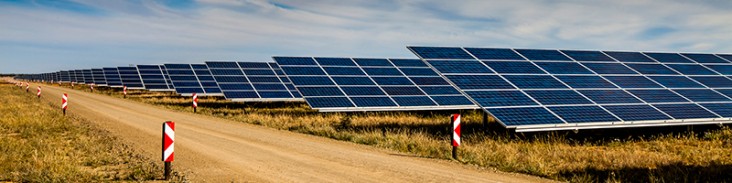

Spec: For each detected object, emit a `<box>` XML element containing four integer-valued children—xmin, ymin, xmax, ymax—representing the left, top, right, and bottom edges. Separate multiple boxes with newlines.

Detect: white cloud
<box><xmin>2</xmin><ymin>0</ymin><xmax>732</xmax><ymax>73</ymax></box>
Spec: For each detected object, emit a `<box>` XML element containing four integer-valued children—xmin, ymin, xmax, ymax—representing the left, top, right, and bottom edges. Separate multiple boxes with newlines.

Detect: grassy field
<box><xmin>0</xmin><ymin>82</ymin><xmax>176</xmax><ymax>182</ymax></box>
<box><xmin>61</xmin><ymin>84</ymin><xmax>732</xmax><ymax>182</ymax></box>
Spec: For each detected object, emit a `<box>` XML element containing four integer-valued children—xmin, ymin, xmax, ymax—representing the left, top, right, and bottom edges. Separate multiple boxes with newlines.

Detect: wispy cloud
<box><xmin>2</xmin><ymin>0</ymin><xmax>732</xmax><ymax>73</ymax></box>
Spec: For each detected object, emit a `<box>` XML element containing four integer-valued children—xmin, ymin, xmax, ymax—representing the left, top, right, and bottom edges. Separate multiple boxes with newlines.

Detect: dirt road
<box><xmin>35</xmin><ymin>83</ymin><xmax>552</xmax><ymax>182</ymax></box>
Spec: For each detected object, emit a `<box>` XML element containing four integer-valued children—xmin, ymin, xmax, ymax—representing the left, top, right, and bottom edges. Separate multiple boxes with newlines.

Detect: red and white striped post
<box><xmin>36</xmin><ymin>86</ymin><xmax>41</xmax><ymax>98</ymax></box>
<box><xmin>123</xmin><ymin>86</ymin><xmax>127</xmax><ymax>98</ymax></box>
<box><xmin>25</xmin><ymin>82</ymin><xmax>29</xmax><ymax>92</ymax></box>
<box><xmin>90</xmin><ymin>83</ymin><xmax>94</xmax><ymax>92</ymax></box>
<box><xmin>192</xmin><ymin>93</ymin><xmax>198</xmax><ymax>113</ymax></box>
<box><xmin>450</xmin><ymin>113</ymin><xmax>461</xmax><ymax>160</ymax></box>
<box><xmin>162</xmin><ymin>121</ymin><xmax>175</xmax><ymax>180</ymax></box>
<box><xmin>62</xmin><ymin>93</ymin><xmax>68</xmax><ymax>116</ymax></box>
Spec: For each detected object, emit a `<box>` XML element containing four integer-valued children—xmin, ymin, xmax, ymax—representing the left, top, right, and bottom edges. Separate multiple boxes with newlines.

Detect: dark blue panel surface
<box><xmin>298</xmin><ymin>87</ymin><xmax>344</xmax><ymax>96</ymax></box>
<box><xmin>281</xmin><ymin>67</ymin><xmax>326</xmax><ymax>75</ymax></box>
<box><xmin>420</xmin><ymin>86</ymin><xmax>461</xmax><ymax>95</ymax></box>
<box><xmin>578</xmin><ymin>90</ymin><xmax>643</xmax><ymax>104</ymax></box>
<box><xmin>371</xmin><ymin>77</ymin><xmax>413</xmax><ymax>85</ymax></box>
<box><xmin>682</xmin><ymin>53</ymin><xmax>729</xmax><ymax>63</ymax></box>
<box><xmin>323</xmin><ymin>67</ymin><xmax>365</xmax><ymax>75</ymax></box>
<box><xmin>392</xmin><ymin>96</ymin><xmax>435</xmax><ymax>106</ymax></box>
<box><xmin>353</xmin><ymin>58</ymin><xmax>392</xmax><ymax>66</ymax></box>
<box><xmin>701</xmin><ymin>103</ymin><xmax>732</xmax><ymax>118</ymax></box>
<box><xmin>561</xmin><ymin>50</ymin><xmax>614</xmax><ymax>61</ymax></box>
<box><xmin>466</xmin><ymin>91</ymin><xmax>537</xmax><ymax>107</ymax></box>
<box><xmin>603</xmin><ymin>105</ymin><xmax>671</xmax><ymax>121</ymax></box>
<box><xmin>504</xmin><ymin>75</ymin><xmax>567</xmax><ymax>89</ymax></box>
<box><xmin>556</xmin><ymin>76</ymin><xmax>616</xmax><ymax>88</ymax></box>
<box><xmin>409</xmin><ymin>77</ymin><xmax>450</xmax><ymax>85</ymax></box>
<box><xmin>409</xmin><ymin>47</ymin><xmax>473</xmax><ymax>59</ymax></box>
<box><xmin>534</xmin><ymin>62</ymin><xmax>593</xmax><ymax>74</ymax></box>
<box><xmin>653</xmin><ymin>104</ymin><xmax>719</xmax><ymax>119</ymax></box>
<box><xmin>382</xmin><ymin>87</ymin><xmax>425</xmax><ymax>95</ymax></box>
<box><xmin>315</xmin><ymin>57</ymin><xmax>356</xmax><ymax>66</ymax></box>
<box><xmin>673</xmin><ymin>89</ymin><xmax>730</xmax><ymax>102</ymax></box>
<box><xmin>627</xmin><ymin>89</ymin><xmax>688</xmax><ymax>103</ymax></box>
<box><xmin>604</xmin><ymin>51</ymin><xmax>656</xmax><ymax>62</ymax></box>
<box><xmin>428</xmin><ymin>61</ymin><xmax>492</xmax><ymax>73</ymax></box>
<box><xmin>399</xmin><ymin>68</ymin><xmax>438</xmax><ymax>76</ymax></box>
<box><xmin>644</xmin><ymin>52</ymin><xmax>694</xmax><ymax>63</ymax></box>
<box><xmin>583</xmin><ymin>63</ymin><xmax>637</xmax><ymax>74</ymax></box>
<box><xmin>549</xmin><ymin>106</ymin><xmax>619</xmax><ymax>123</ymax></box>
<box><xmin>341</xmin><ymin>87</ymin><xmax>385</xmax><ymax>96</ymax></box>
<box><xmin>648</xmin><ymin>76</ymin><xmax>705</xmax><ymax>88</ymax></box>
<box><xmin>307</xmin><ymin>97</ymin><xmax>354</xmax><ymax>108</ymax></box>
<box><xmin>604</xmin><ymin>76</ymin><xmax>662</xmax><ymax>88</ymax></box>
<box><xmin>390</xmin><ymin>59</ymin><xmax>428</xmax><ymax>67</ymax></box>
<box><xmin>330</xmin><ymin>77</ymin><xmax>372</xmax><ymax>85</ymax></box>
<box><xmin>363</xmin><ymin>68</ymin><xmax>402</xmax><ymax>76</ymax></box>
<box><xmin>445</xmin><ymin>75</ymin><xmax>514</xmax><ymax>89</ymax></box>
<box><xmin>526</xmin><ymin>90</ymin><xmax>593</xmax><ymax>105</ymax></box>
<box><xmin>223</xmin><ymin>91</ymin><xmax>258</xmax><ymax>98</ymax></box>
<box><xmin>625</xmin><ymin>64</ymin><xmax>677</xmax><ymax>75</ymax></box>
<box><xmin>351</xmin><ymin>97</ymin><xmax>396</xmax><ymax>107</ymax></box>
<box><xmin>665</xmin><ymin>64</ymin><xmax>716</xmax><ymax>75</ymax></box>
<box><xmin>705</xmin><ymin>65</ymin><xmax>732</xmax><ymax>75</ymax></box>
<box><xmin>515</xmin><ymin>49</ymin><xmax>571</xmax><ymax>61</ymax></box>
<box><xmin>690</xmin><ymin>76</ymin><xmax>732</xmax><ymax>88</ymax></box>
<box><xmin>465</xmin><ymin>48</ymin><xmax>524</xmax><ymax>60</ymax></box>
<box><xmin>431</xmin><ymin>96</ymin><xmax>474</xmax><ymax>105</ymax></box>
<box><xmin>484</xmin><ymin>61</ymin><xmax>544</xmax><ymax>74</ymax></box>
<box><xmin>290</xmin><ymin>76</ymin><xmax>334</xmax><ymax>85</ymax></box>
<box><xmin>489</xmin><ymin>107</ymin><xmax>564</xmax><ymax>126</ymax></box>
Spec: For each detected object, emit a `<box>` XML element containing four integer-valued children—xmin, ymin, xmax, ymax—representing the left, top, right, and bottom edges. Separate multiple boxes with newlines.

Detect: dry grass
<box><xmin>68</xmin><ymin>84</ymin><xmax>732</xmax><ymax>182</ymax></box>
<box><xmin>0</xmin><ymin>82</ymin><xmax>165</xmax><ymax>182</ymax></box>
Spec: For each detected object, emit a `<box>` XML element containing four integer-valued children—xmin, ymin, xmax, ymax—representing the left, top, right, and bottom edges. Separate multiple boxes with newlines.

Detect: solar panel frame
<box><xmin>91</xmin><ymin>68</ymin><xmax>107</xmax><ymax>86</ymax></box>
<box><xmin>103</xmin><ymin>67</ymin><xmax>123</xmax><ymax>87</ymax></box>
<box><xmin>273</xmin><ymin>56</ymin><xmax>478</xmax><ymax>112</ymax></box>
<box><xmin>204</xmin><ymin>61</ymin><xmax>302</xmax><ymax>102</ymax></box>
<box><xmin>82</xmin><ymin>69</ymin><xmax>93</xmax><ymax>84</ymax></box>
<box><xmin>117</xmin><ymin>66</ymin><xmax>145</xmax><ymax>89</ymax></box>
<box><xmin>410</xmin><ymin>46</ymin><xmax>732</xmax><ymax>132</ymax></box>
<box><xmin>136</xmin><ymin>65</ymin><xmax>174</xmax><ymax>91</ymax></box>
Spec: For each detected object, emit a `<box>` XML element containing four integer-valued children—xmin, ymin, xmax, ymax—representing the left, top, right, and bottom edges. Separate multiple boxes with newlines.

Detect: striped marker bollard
<box><xmin>162</xmin><ymin>121</ymin><xmax>175</xmax><ymax>180</ymax></box>
<box><xmin>36</xmin><ymin>86</ymin><xmax>41</xmax><ymax>98</ymax></box>
<box><xmin>62</xmin><ymin>93</ymin><xmax>68</xmax><ymax>116</ymax></box>
<box><xmin>90</xmin><ymin>84</ymin><xmax>94</xmax><ymax>92</ymax></box>
<box><xmin>25</xmin><ymin>82</ymin><xmax>29</xmax><ymax>92</ymax></box>
<box><xmin>123</xmin><ymin>86</ymin><xmax>127</xmax><ymax>98</ymax></box>
<box><xmin>192</xmin><ymin>93</ymin><xmax>198</xmax><ymax>113</ymax></box>
<box><xmin>451</xmin><ymin>114</ymin><xmax>461</xmax><ymax>160</ymax></box>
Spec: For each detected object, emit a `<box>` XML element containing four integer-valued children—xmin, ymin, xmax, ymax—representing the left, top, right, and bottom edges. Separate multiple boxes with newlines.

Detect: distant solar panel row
<box><xmin>273</xmin><ymin>57</ymin><xmax>478</xmax><ymax>111</ymax></box>
<box><xmin>137</xmin><ymin>65</ymin><xmax>173</xmax><ymax>91</ymax></box>
<box><xmin>205</xmin><ymin>61</ymin><xmax>302</xmax><ymax>101</ymax></box>
<box><xmin>409</xmin><ymin>46</ymin><xmax>732</xmax><ymax>132</ymax></box>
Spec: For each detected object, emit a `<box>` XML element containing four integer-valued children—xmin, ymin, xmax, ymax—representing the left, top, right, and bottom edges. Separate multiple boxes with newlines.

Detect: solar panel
<box><xmin>91</xmin><ymin>69</ymin><xmax>106</xmax><ymax>86</ymax></box>
<box><xmin>74</xmin><ymin>69</ymin><xmax>84</xmax><ymax>83</ymax></box>
<box><xmin>117</xmin><ymin>66</ymin><xmax>144</xmax><ymax>89</ymax></box>
<box><xmin>163</xmin><ymin>64</ymin><xmax>222</xmax><ymax>96</ymax></box>
<box><xmin>160</xmin><ymin>65</ymin><xmax>175</xmax><ymax>90</ymax></box>
<box><xmin>137</xmin><ymin>65</ymin><xmax>174</xmax><ymax>91</ymax></box>
<box><xmin>103</xmin><ymin>67</ymin><xmax>123</xmax><ymax>87</ymax></box>
<box><xmin>82</xmin><ymin>69</ymin><xmax>93</xmax><ymax>84</ymax></box>
<box><xmin>59</xmin><ymin>71</ymin><xmax>71</xmax><ymax>83</ymax></box>
<box><xmin>205</xmin><ymin>61</ymin><xmax>302</xmax><ymax>102</ymax></box>
<box><xmin>273</xmin><ymin>57</ymin><xmax>478</xmax><ymax>112</ymax></box>
<box><xmin>410</xmin><ymin>46</ymin><xmax>732</xmax><ymax>132</ymax></box>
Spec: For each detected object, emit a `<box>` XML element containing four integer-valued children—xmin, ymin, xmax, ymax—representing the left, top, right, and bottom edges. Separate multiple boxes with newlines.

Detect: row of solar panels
<box><xmin>15</xmin><ymin>47</ymin><xmax>732</xmax><ymax>132</ymax></box>
<box><xmin>15</xmin><ymin>62</ymin><xmax>303</xmax><ymax>102</ymax></box>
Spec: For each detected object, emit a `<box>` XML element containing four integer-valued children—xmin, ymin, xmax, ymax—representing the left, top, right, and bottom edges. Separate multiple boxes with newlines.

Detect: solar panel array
<box><xmin>137</xmin><ymin>65</ymin><xmax>173</xmax><ymax>91</ymax></box>
<box><xmin>92</xmin><ymin>69</ymin><xmax>106</xmax><ymax>86</ymax></box>
<box><xmin>409</xmin><ymin>46</ymin><xmax>732</xmax><ymax>132</ymax></box>
<box><xmin>103</xmin><ymin>67</ymin><xmax>123</xmax><ymax>87</ymax></box>
<box><xmin>118</xmin><ymin>67</ymin><xmax>144</xmax><ymax>89</ymax></box>
<box><xmin>273</xmin><ymin>57</ymin><xmax>478</xmax><ymax>111</ymax></box>
<box><xmin>205</xmin><ymin>61</ymin><xmax>303</xmax><ymax>101</ymax></box>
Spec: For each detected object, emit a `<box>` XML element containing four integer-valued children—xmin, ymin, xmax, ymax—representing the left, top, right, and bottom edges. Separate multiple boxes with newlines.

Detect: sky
<box><xmin>2</xmin><ymin>0</ymin><xmax>732</xmax><ymax>73</ymax></box>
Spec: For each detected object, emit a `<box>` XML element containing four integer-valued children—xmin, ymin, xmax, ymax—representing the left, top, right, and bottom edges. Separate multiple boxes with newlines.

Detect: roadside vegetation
<box><xmin>56</xmin><ymin>83</ymin><xmax>732</xmax><ymax>182</ymax></box>
<box><xmin>0</xmin><ymin>82</ymin><xmax>167</xmax><ymax>182</ymax></box>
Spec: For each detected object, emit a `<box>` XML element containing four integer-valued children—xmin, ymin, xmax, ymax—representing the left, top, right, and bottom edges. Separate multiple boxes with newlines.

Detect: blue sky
<box><xmin>2</xmin><ymin>0</ymin><xmax>732</xmax><ymax>73</ymax></box>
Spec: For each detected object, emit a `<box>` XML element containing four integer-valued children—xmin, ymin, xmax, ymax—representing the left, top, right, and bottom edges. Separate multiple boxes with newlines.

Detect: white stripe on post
<box><xmin>452</xmin><ymin>114</ymin><xmax>461</xmax><ymax>147</ymax></box>
<box><xmin>62</xmin><ymin>94</ymin><xmax>68</xmax><ymax>109</ymax></box>
<box><xmin>192</xmin><ymin>93</ymin><xmax>198</xmax><ymax>108</ymax></box>
<box><xmin>162</xmin><ymin>121</ymin><xmax>175</xmax><ymax>162</ymax></box>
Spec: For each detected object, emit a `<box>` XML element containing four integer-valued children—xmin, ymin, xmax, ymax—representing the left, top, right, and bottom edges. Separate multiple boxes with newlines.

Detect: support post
<box><xmin>164</xmin><ymin>162</ymin><xmax>171</xmax><ymax>180</ymax></box>
<box><xmin>482</xmin><ymin>112</ymin><xmax>488</xmax><ymax>130</ymax></box>
<box><xmin>450</xmin><ymin>113</ymin><xmax>461</xmax><ymax>160</ymax></box>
